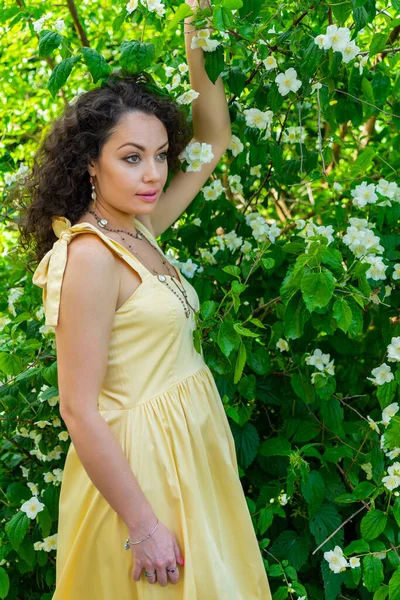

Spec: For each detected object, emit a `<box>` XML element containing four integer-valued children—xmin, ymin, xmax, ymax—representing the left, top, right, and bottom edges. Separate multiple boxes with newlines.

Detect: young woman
<box><xmin>21</xmin><ymin>1</ymin><xmax>272</xmax><ymax>597</ymax></box>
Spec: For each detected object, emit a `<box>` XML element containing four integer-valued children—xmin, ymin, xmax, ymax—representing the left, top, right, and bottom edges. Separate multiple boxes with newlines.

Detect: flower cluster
<box><xmin>305</xmin><ymin>349</ymin><xmax>335</xmax><ymax>384</ymax></box>
<box><xmin>368</xmin><ymin>337</ymin><xmax>400</xmax><ymax>385</ymax></box>
<box><xmin>341</xmin><ymin>217</ymin><xmax>389</xmax><ymax>281</ymax></box>
<box><xmin>382</xmin><ymin>461</ymin><xmax>400</xmax><ymax>491</ymax></box>
<box><xmin>279</xmin><ymin>126</ymin><xmax>307</xmax><ymax>144</ymax></box>
<box><xmin>126</xmin><ymin>0</ymin><xmax>166</xmax><ymax>17</ymax></box>
<box><xmin>245</xmin><ymin>212</ymin><xmax>282</xmax><ymax>244</ymax></box>
<box><xmin>314</xmin><ymin>25</ymin><xmax>360</xmax><ymax>64</ymax></box>
<box><xmin>296</xmin><ymin>219</ymin><xmax>335</xmax><ymax>250</ymax></box>
<box><xmin>33</xmin><ymin>12</ymin><xmax>65</xmax><ymax>33</ymax></box>
<box><xmin>4</xmin><ymin>163</ymin><xmax>29</xmax><ymax>186</ymax></box>
<box><xmin>202</xmin><ymin>178</ymin><xmax>225</xmax><ymax>201</ymax></box>
<box><xmin>244</xmin><ymin>108</ymin><xmax>274</xmax><ymax>132</ymax></box>
<box><xmin>351</xmin><ymin>179</ymin><xmax>400</xmax><ymax>209</ymax></box>
<box><xmin>191</xmin><ymin>28</ymin><xmax>220</xmax><ymax>52</ymax></box>
<box><xmin>324</xmin><ymin>546</ymin><xmax>360</xmax><ymax>573</ymax></box>
<box><xmin>179</xmin><ymin>141</ymin><xmax>214</xmax><ymax>172</ymax></box>
<box><xmin>34</xmin><ymin>534</ymin><xmax>58</xmax><ymax>553</ymax></box>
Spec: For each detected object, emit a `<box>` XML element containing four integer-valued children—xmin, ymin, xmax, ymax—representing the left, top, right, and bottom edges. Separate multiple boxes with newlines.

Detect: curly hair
<box><xmin>15</xmin><ymin>71</ymin><xmax>193</xmax><ymax>273</ymax></box>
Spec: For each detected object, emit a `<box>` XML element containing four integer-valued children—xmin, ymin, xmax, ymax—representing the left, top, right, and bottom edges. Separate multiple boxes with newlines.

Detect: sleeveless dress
<box><xmin>32</xmin><ymin>216</ymin><xmax>272</xmax><ymax>600</ymax></box>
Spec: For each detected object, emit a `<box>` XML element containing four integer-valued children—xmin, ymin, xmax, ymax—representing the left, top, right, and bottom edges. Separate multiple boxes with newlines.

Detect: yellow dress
<box><xmin>32</xmin><ymin>216</ymin><xmax>272</xmax><ymax>600</ymax></box>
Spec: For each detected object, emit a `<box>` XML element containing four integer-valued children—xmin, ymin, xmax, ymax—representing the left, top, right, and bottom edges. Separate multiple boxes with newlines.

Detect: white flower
<box><xmin>54</xmin><ymin>19</ymin><xmax>65</xmax><ymax>33</ymax></box>
<box><xmin>382</xmin><ymin>474</ymin><xmax>400</xmax><ymax>491</ymax></box>
<box><xmin>34</xmin><ymin>420</ymin><xmax>52</xmax><ymax>428</ymax></box>
<box><xmin>282</xmin><ymin>126</ymin><xmax>307</xmax><ymax>143</ymax></box>
<box><xmin>228</xmin><ymin>174</ymin><xmax>243</xmax><ymax>194</ymax></box>
<box><xmin>368</xmin><ymin>363</ymin><xmax>394</xmax><ymax>386</ymax></box>
<box><xmin>228</xmin><ymin>135</ymin><xmax>244</xmax><ymax>156</ymax></box>
<box><xmin>191</xmin><ymin>30</ymin><xmax>220</xmax><ymax>52</ymax></box>
<box><xmin>180</xmin><ymin>258</ymin><xmax>198</xmax><ymax>278</ymax></box>
<box><xmin>351</xmin><ymin>182</ymin><xmax>378</xmax><ymax>208</ymax></box>
<box><xmin>33</xmin><ymin>17</ymin><xmax>46</xmax><ymax>33</ymax></box>
<box><xmin>263</xmin><ymin>55</ymin><xmax>277</xmax><ymax>70</ymax></box>
<box><xmin>376</xmin><ymin>179</ymin><xmax>398</xmax><ymax>199</ymax></box>
<box><xmin>58</xmin><ymin>431</ymin><xmax>69</xmax><ymax>441</ymax></box>
<box><xmin>224</xmin><ymin>231</ymin><xmax>243</xmax><ymax>252</ymax></box>
<box><xmin>295</xmin><ymin>219</ymin><xmax>306</xmax><ymax>230</ymax></box>
<box><xmin>387</xmin><ymin>336</ymin><xmax>400</xmax><ymax>362</ymax></box>
<box><xmin>43</xmin><ymin>472</ymin><xmax>56</xmax><ymax>483</ymax></box>
<box><xmin>250</xmin><ymin>164</ymin><xmax>262</xmax><ymax>177</ymax></box>
<box><xmin>27</xmin><ymin>482</ymin><xmax>39</xmax><ymax>496</ymax></box>
<box><xmin>392</xmin><ymin>264</ymin><xmax>400</xmax><ymax>281</ymax></box>
<box><xmin>42</xmin><ymin>533</ymin><xmax>58</xmax><ymax>552</ymax></box>
<box><xmin>324</xmin><ymin>546</ymin><xmax>348</xmax><ymax>573</ymax></box>
<box><xmin>349</xmin><ymin>556</ymin><xmax>360</xmax><ymax>568</ymax></box>
<box><xmin>20</xmin><ymin>496</ymin><xmax>45</xmax><ymax>519</ymax></box>
<box><xmin>361</xmin><ymin>255</ymin><xmax>387</xmax><ymax>281</ymax></box>
<box><xmin>276</xmin><ymin>338</ymin><xmax>289</xmax><ymax>352</ymax></box>
<box><xmin>244</xmin><ymin>108</ymin><xmax>274</xmax><ymax>130</ymax></box>
<box><xmin>387</xmin><ymin>448</ymin><xmax>400</xmax><ymax>460</ymax></box>
<box><xmin>177</xmin><ymin>63</ymin><xmax>189</xmax><ymax>74</ymax></box>
<box><xmin>176</xmin><ymin>88</ymin><xmax>200</xmax><ymax>105</ymax></box>
<box><xmin>323</xmin><ymin>25</ymin><xmax>351</xmax><ymax>52</ymax></box>
<box><xmin>20</xmin><ymin>466</ymin><xmax>29</xmax><ymax>478</ymax></box>
<box><xmin>314</xmin><ymin>34</ymin><xmax>327</xmax><ymax>49</ymax></box>
<box><xmin>164</xmin><ymin>66</ymin><xmax>174</xmax><ymax>78</ymax></box>
<box><xmin>141</xmin><ymin>0</ymin><xmax>166</xmax><ymax>17</ymax></box>
<box><xmin>333</xmin><ymin>181</ymin><xmax>343</xmax><ymax>192</ymax></box>
<box><xmin>388</xmin><ymin>462</ymin><xmax>400</xmax><ymax>477</ymax></box>
<box><xmin>382</xmin><ymin>403</ymin><xmax>399</xmax><ymax>427</ymax></box>
<box><xmin>341</xmin><ymin>40</ymin><xmax>360</xmax><ymax>63</ymax></box>
<box><xmin>367</xmin><ymin>416</ymin><xmax>380</xmax><ymax>433</ymax></box>
<box><xmin>358</xmin><ymin>53</ymin><xmax>368</xmax><ymax>74</ymax></box>
<box><xmin>306</xmin><ymin>348</ymin><xmax>331</xmax><ymax>371</ymax></box>
<box><xmin>275</xmin><ymin>68</ymin><xmax>302</xmax><ymax>96</ymax></box>
<box><xmin>278</xmin><ymin>493</ymin><xmax>289</xmax><ymax>505</ymax></box>
<box><xmin>311</xmin><ymin>82</ymin><xmax>323</xmax><ymax>93</ymax></box>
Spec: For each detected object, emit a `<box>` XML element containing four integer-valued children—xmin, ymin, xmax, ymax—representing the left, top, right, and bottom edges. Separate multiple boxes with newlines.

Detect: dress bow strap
<box><xmin>32</xmin><ymin>216</ymin><xmax>74</xmax><ymax>327</ymax></box>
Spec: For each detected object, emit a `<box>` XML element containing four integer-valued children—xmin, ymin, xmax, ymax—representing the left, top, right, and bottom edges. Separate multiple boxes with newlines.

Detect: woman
<box><xmin>21</xmin><ymin>1</ymin><xmax>272</xmax><ymax>598</ymax></box>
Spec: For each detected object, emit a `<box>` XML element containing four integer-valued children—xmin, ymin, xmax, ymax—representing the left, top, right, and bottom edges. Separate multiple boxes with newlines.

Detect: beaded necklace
<box><xmin>87</xmin><ymin>208</ymin><xmax>196</xmax><ymax>319</ymax></box>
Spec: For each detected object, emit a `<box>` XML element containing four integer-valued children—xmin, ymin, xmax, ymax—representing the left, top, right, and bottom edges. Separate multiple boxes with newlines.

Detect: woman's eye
<box><xmin>125</xmin><ymin>152</ymin><xmax>168</xmax><ymax>164</ymax></box>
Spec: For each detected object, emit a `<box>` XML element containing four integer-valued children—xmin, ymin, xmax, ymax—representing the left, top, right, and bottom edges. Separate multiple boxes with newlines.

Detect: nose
<box><xmin>143</xmin><ymin>158</ymin><xmax>163</xmax><ymax>182</ymax></box>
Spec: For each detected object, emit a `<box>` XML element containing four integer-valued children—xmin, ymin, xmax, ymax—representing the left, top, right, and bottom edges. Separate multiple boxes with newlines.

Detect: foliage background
<box><xmin>1</xmin><ymin>0</ymin><xmax>400</xmax><ymax>598</ymax></box>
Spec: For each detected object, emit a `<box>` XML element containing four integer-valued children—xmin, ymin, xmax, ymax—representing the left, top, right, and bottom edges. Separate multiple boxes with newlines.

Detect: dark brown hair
<box><xmin>14</xmin><ymin>71</ymin><xmax>193</xmax><ymax>273</ymax></box>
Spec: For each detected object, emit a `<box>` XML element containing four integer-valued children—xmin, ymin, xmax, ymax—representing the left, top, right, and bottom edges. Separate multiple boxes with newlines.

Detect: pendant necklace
<box><xmin>87</xmin><ymin>208</ymin><xmax>196</xmax><ymax>319</ymax></box>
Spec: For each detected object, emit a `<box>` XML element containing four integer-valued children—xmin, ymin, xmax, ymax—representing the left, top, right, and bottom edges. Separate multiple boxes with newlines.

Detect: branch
<box><xmin>65</xmin><ymin>0</ymin><xmax>90</xmax><ymax>47</ymax></box>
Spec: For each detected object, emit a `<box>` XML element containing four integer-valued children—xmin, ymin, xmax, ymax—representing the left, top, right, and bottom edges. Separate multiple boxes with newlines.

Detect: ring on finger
<box><xmin>166</xmin><ymin>565</ymin><xmax>178</xmax><ymax>574</ymax></box>
<box><xmin>144</xmin><ymin>570</ymin><xmax>156</xmax><ymax>577</ymax></box>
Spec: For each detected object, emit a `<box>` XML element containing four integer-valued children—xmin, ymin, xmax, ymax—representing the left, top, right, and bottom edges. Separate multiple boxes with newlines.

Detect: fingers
<box><xmin>132</xmin><ymin>561</ymin><xmax>180</xmax><ymax>586</ymax></box>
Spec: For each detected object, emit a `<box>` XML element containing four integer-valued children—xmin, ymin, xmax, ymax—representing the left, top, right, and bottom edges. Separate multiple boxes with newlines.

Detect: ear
<box><xmin>87</xmin><ymin>159</ymin><xmax>96</xmax><ymax>177</ymax></box>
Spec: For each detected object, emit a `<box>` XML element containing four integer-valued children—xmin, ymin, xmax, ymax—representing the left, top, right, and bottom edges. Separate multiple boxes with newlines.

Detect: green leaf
<box><xmin>233</xmin><ymin>323</ymin><xmax>259</xmax><ymax>337</ymax></box>
<box><xmin>166</xmin><ymin>2</ymin><xmax>193</xmax><ymax>31</ymax></box>
<box><xmin>300</xmin><ymin>270</ymin><xmax>336</xmax><ymax>311</ymax></box>
<box><xmin>332</xmin><ymin>298</ymin><xmax>353</xmax><ymax>333</ymax></box>
<box><xmin>204</xmin><ymin>43</ymin><xmax>225</xmax><ymax>85</ymax></box>
<box><xmin>231</xmin><ymin>422</ymin><xmax>259</xmax><ymax>469</ymax></box>
<box><xmin>321</xmin><ymin>397</ymin><xmax>345</xmax><ymax>437</ymax></box>
<box><xmin>360</xmin><ymin>510</ymin><xmax>387</xmax><ymax>541</ymax></box>
<box><xmin>269</xmin><ymin>530</ymin><xmax>311</xmax><ymax>570</ymax></box>
<box><xmin>5</xmin><ymin>511</ymin><xmax>30</xmax><ymax>551</ymax></box>
<box><xmin>227</xmin><ymin>66</ymin><xmax>247</xmax><ymax>96</ymax></box>
<box><xmin>259</xmin><ymin>436</ymin><xmax>291</xmax><ymax>457</ymax></box>
<box><xmin>258</xmin><ymin>507</ymin><xmax>274</xmax><ymax>535</ymax></box>
<box><xmin>38</xmin><ymin>30</ymin><xmax>63</xmax><ymax>57</ymax></box>
<box><xmin>283</xmin><ymin>294</ymin><xmax>310</xmax><ymax>340</ymax></box>
<box><xmin>119</xmin><ymin>40</ymin><xmax>155</xmax><ymax>74</ymax></box>
<box><xmin>393</xmin><ymin>497</ymin><xmax>400</xmax><ymax>528</ymax></box>
<box><xmin>48</xmin><ymin>56</ymin><xmax>81</xmax><ymax>97</ymax></box>
<box><xmin>377</xmin><ymin>380</ymin><xmax>397</xmax><ymax>409</ymax></box>
<box><xmin>352</xmin><ymin>147</ymin><xmax>375</xmax><ymax>173</ymax></box>
<box><xmin>234</xmin><ymin>341</ymin><xmax>246</xmax><ymax>384</ymax></box>
<box><xmin>385</xmin><ymin>416</ymin><xmax>400</xmax><ymax>451</ymax></box>
<box><xmin>309</xmin><ymin>503</ymin><xmax>343</xmax><ymax>548</ymax></box>
<box><xmin>344</xmin><ymin>539</ymin><xmax>369</xmax><ymax>554</ymax></box>
<box><xmin>213</xmin><ymin>5</ymin><xmax>234</xmax><ymax>29</ymax></box>
<box><xmin>0</xmin><ymin>568</ymin><xmax>10</xmax><ymax>600</ymax></box>
<box><xmin>373</xmin><ymin>586</ymin><xmax>389</xmax><ymax>600</ymax></box>
<box><xmin>369</xmin><ymin>32</ymin><xmax>388</xmax><ymax>56</ymax></box>
<box><xmin>362</xmin><ymin>555</ymin><xmax>384</xmax><ymax>592</ymax></box>
<box><xmin>389</xmin><ymin>566</ymin><xmax>400</xmax><ymax>600</ymax></box>
<box><xmin>6</xmin><ymin>483</ymin><xmax>31</xmax><ymax>507</ymax></box>
<box><xmin>301</xmin><ymin>470</ymin><xmax>325</xmax><ymax>517</ymax></box>
<box><xmin>352</xmin><ymin>481</ymin><xmax>375</xmax><ymax>500</ymax></box>
<box><xmin>217</xmin><ymin>321</ymin><xmax>241</xmax><ymax>357</ymax></box>
<box><xmin>291</xmin><ymin>372</ymin><xmax>315</xmax><ymax>404</ymax></box>
<box><xmin>247</xmin><ymin>345</ymin><xmax>271</xmax><ymax>375</ymax></box>
<box><xmin>81</xmin><ymin>47</ymin><xmax>111</xmax><ymax>83</ymax></box>
<box><xmin>201</xmin><ymin>300</ymin><xmax>218</xmax><ymax>321</ymax></box>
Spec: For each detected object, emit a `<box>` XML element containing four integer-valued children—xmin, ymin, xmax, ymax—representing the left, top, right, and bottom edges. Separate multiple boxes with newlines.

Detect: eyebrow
<box><xmin>118</xmin><ymin>141</ymin><xmax>169</xmax><ymax>151</ymax></box>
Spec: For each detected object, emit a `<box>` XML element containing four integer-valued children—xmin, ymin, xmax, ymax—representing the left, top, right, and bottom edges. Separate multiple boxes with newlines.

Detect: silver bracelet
<box><xmin>124</xmin><ymin>518</ymin><xmax>159</xmax><ymax>550</ymax></box>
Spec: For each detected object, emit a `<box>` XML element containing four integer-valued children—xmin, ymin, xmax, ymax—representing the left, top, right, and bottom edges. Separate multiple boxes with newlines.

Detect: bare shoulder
<box><xmin>60</xmin><ymin>233</ymin><xmax>120</xmax><ymax>321</ymax></box>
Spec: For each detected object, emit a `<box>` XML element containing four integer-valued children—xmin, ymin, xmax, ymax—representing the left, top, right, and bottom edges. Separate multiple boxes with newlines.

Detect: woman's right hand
<box><xmin>130</xmin><ymin>519</ymin><xmax>184</xmax><ymax>587</ymax></box>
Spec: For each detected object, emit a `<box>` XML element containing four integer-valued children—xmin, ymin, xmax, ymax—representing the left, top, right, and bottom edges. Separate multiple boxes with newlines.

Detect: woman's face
<box><xmin>88</xmin><ymin>110</ymin><xmax>169</xmax><ymax>223</ymax></box>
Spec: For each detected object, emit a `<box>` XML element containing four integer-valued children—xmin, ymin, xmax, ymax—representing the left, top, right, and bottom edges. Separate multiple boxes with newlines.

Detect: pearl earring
<box><xmin>89</xmin><ymin>176</ymin><xmax>97</xmax><ymax>209</ymax></box>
